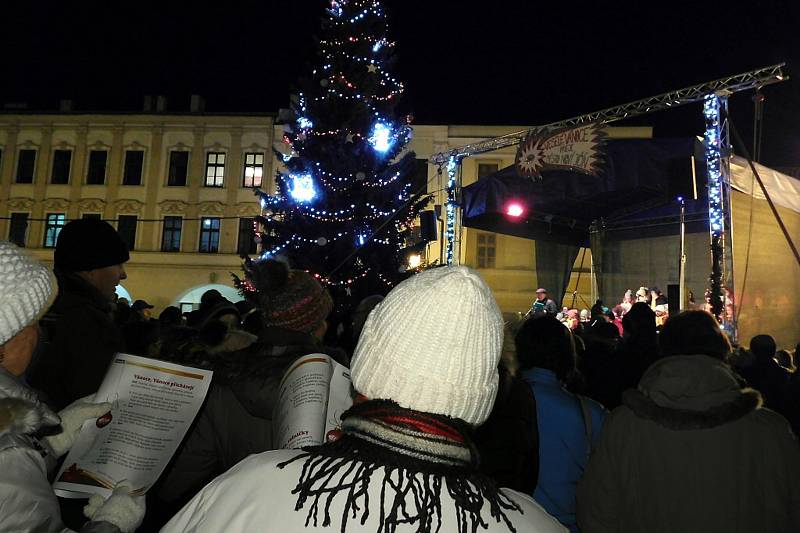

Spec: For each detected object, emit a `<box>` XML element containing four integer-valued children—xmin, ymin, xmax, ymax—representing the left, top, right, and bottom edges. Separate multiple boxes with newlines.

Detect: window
<box><xmin>199</xmin><ymin>217</ymin><xmax>220</xmax><ymax>253</ymax></box>
<box><xmin>168</xmin><ymin>151</ymin><xmax>189</xmax><ymax>186</ymax></box>
<box><xmin>205</xmin><ymin>152</ymin><xmax>225</xmax><ymax>187</ymax></box>
<box><xmin>43</xmin><ymin>213</ymin><xmax>66</xmax><ymax>248</ymax></box>
<box><xmin>86</xmin><ymin>150</ymin><xmax>107</xmax><ymax>184</ymax></box>
<box><xmin>123</xmin><ymin>151</ymin><xmax>144</xmax><ymax>185</ymax></box>
<box><xmin>8</xmin><ymin>213</ymin><xmax>29</xmax><ymax>247</ymax></box>
<box><xmin>161</xmin><ymin>216</ymin><xmax>182</xmax><ymax>252</ymax></box>
<box><xmin>117</xmin><ymin>215</ymin><xmax>137</xmax><ymax>251</ymax></box>
<box><xmin>51</xmin><ymin>150</ymin><xmax>72</xmax><ymax>184</ymax></box>
<box><xmin>16</xmin><ymin>149</ymin><xmax>36</xmax><ymax>183</ymax></box>
<box><xmin>242</xmin><ymin>153</ymin><xmax>263</xmax><ymax>188</ymax></box>
<box><xmin>476</xmin><ymin>233</ymin><xmax>496</xmax><ymax>269</ymax></box>
<box><xmin>477</xmin><ymin>162</ymin><xmax>499</xmax><ymax>179</ymax></box>
<box><xmin>82</xmin><ymin>213</ymin><xmax>102</xmax><ymax>219</ymax></box>
<box><xmin>237</xmin><ymin>218</ymin><xmax>257</xmax><ymax>255</ymax></box>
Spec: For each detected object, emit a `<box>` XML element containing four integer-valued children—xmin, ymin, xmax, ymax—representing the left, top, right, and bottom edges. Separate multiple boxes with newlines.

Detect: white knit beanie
<box><xmin>351</xmin><ymin>266</ymin><xmax>503</xmax><ymax>426</ymax></box>
<box><xmin>0</xmin><ymin>241</ymin><xmax>57</xmax><ymax>345</ymax></box>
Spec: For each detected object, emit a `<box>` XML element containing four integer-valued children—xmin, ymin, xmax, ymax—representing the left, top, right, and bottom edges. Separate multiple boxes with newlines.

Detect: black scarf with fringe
<box><xmin>278</xmin><ymin>399</ymin><xmax>523</xmax><ymax>533</ymax></box>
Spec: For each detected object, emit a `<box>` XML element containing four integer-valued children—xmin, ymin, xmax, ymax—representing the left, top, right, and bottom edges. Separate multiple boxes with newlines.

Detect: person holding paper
<box><xmin>0</xmin><ymin>241</ymin><xmax>145</xmax><ymax>533</ymax></box>
<box><xmin>163</xmin><ymin>266</ymin><xmax>566</xmax><ymax>532</ymax></box>
<box><xmin>155</xmin><ymin>259</ymin><xmax>343</xmax><ymax>515</ymax></box>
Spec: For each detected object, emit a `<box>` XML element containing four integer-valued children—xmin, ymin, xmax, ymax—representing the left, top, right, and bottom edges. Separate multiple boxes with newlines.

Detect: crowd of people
<box><xmin>1</xmin><ymin>218</ymin><xmax>798</xmax><ymax>533</ymax></box>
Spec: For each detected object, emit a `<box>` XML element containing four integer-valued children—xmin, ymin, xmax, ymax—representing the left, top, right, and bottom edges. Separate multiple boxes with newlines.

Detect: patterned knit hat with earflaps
<box><xmin>351</xmin><ymin>266</ymin><xmax>503</xmax><ymax>426</ymax></box>
<box><xmin>0</xmin><ymin>241</ymin><xmax>57</xmax><ymax>345</ymax></box>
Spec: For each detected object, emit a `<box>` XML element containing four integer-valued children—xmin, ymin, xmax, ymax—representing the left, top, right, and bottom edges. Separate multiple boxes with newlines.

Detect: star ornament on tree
<box><xmin>367</xmin><ymin>63</ymin><xmax>378</xmax><ymax>73</ymax></box>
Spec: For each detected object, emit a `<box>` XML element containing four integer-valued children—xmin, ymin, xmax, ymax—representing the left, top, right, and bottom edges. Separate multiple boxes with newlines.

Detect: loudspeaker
<box><xmin>420</xmin><ymin>210</ymin><xmax>438</xmax><ymax>242</ymax></box>
<box><xmin>667</xmin><ymin>284</ymin><xmax>680</xmax><ymax>315</ymax></box>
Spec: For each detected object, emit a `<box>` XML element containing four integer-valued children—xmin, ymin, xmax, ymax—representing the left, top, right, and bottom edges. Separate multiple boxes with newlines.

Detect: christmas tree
<box><xmin>240</xmin><ymin>0</ymin><xmax>427</xmax><ymax>309</ymax></box>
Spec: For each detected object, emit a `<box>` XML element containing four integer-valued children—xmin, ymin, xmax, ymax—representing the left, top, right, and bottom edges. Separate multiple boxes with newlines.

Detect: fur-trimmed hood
<box><xmin>0</xmin><ymin>367</ymin><xmax>60</xmax><ymax>440</ymax></box>
<box><xmin>623</xmin><ymin>355</ymin><xmax>763</xmax><ymax>430</ymax></box>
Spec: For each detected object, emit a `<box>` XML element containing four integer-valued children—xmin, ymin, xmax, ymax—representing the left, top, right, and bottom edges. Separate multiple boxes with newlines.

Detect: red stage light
<box><xmin>505</xmin><ymin>202</ymin><xmax>525</xmax><ymax>218</ymax></box>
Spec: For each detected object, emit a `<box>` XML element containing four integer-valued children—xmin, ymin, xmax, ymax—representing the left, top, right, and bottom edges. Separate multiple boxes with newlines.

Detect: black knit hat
<box><xmin>54</xmin><ymin>219</ymin><xmax>130</xmax><ymax>272</ymax></box>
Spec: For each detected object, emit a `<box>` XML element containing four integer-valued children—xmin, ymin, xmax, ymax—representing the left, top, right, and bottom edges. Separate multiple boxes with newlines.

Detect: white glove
<box><xmin>83</xmin><ymin>481</ymin><xmax>146</xmax><ymax>533</ymax></box>
<box><xmin>43</xmin><ymin>394</ymin><xmax>112</xmax><ymax>457</ymax></box>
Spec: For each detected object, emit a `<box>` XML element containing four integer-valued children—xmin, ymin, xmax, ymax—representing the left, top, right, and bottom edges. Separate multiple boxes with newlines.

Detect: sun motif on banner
<box><xmin>516</xmin><ymin>136</ymin><xmax>546</xmax><ymax>178</ymax></box>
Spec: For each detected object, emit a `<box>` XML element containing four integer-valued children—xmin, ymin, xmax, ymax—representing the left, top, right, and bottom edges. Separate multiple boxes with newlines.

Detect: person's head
<box><xmin>535</xmin><ymin>288</ymin><xmax>547</xmax><ymax>302</ymax></box>
<box><xmin>131</xmin><ymin>299</ymin><xmax>154</xmax><ymax>320</ymax></box>
<box><xmin>249</xmin><ymin>259</ymin><xmax>333</xmax><ymax>339</ymax></box>
<box><xmin>200</xmin><ymin>289</ymin><xmax>223</xmax><ymax>310</ymax></box>
<box><xmin>650</xmin><ymin>286</ymin><xmax>662</xmax><ymax>297</ymax></box>
<box><xmin>660</xmin><ymin>310</ymin><xmax>731</xmax><ymax>359</ymax></box>
<box><xmin>579</xmin><ymin>309</ymin><xmax>590</xmax><ymax>322</ymax></box>
<box><xmin>351</xmin><ymin>266</ymin><xmax>503</xmax><ymax>426</ymax></box>
<box><xmin>622</xmin><ymin>302</ymin><xmax>656</xmax><ymax>338</ymax></box>
<box><xmin>234</xmin><ymin>300</ymin><xmax>263</xmax><ymax>336</ymax></box>
<box><xmin>158</xmin><ymin>306</ymin><xmax>184</xmax><ymax>328</ymax></box>
<box><xmin>635</xmin><ymin>287</ymin><xmax>649</xmax><ymax>303</ymax></box>
<box><xmin>775</xmin><ymin>349</ymin><xmax>795</xmax><ymax>371</ymax></box>
<box><xmin>623</xmin><ymin>289</ymin><xmax>633</xmax><ymax>303</ymax></box>
<box><xmin>351</xmin><ymin>295</ymin><xmax>384</xmax><ymax>343</ymax></box>
<box><xmin>749</xmin><ymin>334</ymin><xmax>777</xmax><ymax>359</ymax></box>
<box><xmin>54</xmin><ymin>218</ymin><xmax>129</xmax><ymax>301</ymax></box>
<box><xmin>515</xmin><ymin>315</ymin><xmax>576</xmax><ymax>381</ymax></box>
<box><xmin>0</xmin><ymin>242</ymin><xmax>57</xmax><ymax>376</ymax></box>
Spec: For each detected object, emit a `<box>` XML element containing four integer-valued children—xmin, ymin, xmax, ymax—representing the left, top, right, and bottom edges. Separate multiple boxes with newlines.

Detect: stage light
<box><xmin>505</xmin><ymin>202</ymin><xmax>525</xmax><ymax>218</ymax></box>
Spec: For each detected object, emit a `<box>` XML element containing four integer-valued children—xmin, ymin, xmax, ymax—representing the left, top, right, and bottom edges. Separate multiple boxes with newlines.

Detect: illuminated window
<box><xmin>476</xmin><ymin>233</ymin><xmax>496</xmax><ymax>269</ymax></box>
<box><xmin>205</xmin><ymin>152</ymin><xmax>225</xmax><ymax>187</ymax></box>
<box><xmin>43</xmin><ymin>213</ymin><xmax>66</xmax><ymax>248</ymax></box>
<box><xmin>199</xmin><ymin>217</ymin><xmax>220</xmax><ymax>253</ymax></box>
<box><xmin>242</xmin><ymin>153</ymin><xmax>264</xmax><ymax>188</ymax></box>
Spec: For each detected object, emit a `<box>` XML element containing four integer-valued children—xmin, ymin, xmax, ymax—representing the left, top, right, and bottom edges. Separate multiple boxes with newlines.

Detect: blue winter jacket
<box><xmin>522</xmin><ymin>367</ymin><xmax>606</xmax><ymax>533</ymax></box>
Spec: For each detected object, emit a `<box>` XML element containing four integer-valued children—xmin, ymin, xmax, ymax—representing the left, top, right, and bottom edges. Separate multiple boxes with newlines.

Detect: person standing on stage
<box><xmin>531</xmin><ymin>288</ymin><xmax>559</xmax><ymax>318</ymax></box>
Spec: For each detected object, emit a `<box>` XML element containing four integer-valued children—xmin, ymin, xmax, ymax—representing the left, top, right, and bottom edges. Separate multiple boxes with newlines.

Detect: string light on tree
<box><xmin>236</xmin><ymin>0</ymin><xmax>430</xmax><ymax>309</ymax></box>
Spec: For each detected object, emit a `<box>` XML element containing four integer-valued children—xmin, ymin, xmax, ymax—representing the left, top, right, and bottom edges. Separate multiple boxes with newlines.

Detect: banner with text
<box><xmin>515</xmin><ymin>123</ymin><xmax>606</xmax><ymax>180</ymax></box>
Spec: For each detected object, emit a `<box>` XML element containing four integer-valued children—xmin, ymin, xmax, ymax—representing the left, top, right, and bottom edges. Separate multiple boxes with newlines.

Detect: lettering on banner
<box><xmin>515</xmin><ymin>123</ymin><xmax>606</xmax><ymax>180</ymax></box>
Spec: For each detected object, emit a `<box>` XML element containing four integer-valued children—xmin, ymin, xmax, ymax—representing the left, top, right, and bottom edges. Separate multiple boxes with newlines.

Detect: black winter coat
<box><xmin>28</xmin><ymin>272</ymin><xmax>124</xmax><ymax>411</ymax></box>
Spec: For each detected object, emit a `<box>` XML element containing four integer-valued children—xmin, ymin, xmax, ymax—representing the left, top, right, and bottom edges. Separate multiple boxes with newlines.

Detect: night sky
<box><xmin>3</xmin><ymin>0</ymin><xmax>799</xmax><ymax>166</ymax></box>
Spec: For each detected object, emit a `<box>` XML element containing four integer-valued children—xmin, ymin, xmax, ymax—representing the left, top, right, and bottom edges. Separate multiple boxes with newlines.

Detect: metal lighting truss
<box><xmin>429</xmin><ymin>63</ymin><xmax>785</xmax><ymax>164</ymax></box>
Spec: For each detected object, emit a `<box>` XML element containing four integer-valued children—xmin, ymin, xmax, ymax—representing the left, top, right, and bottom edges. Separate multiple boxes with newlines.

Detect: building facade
<box><xmin>0</xmin><ymin>108</ymin><xmax>648</xmax><ymax>316</ymax></box>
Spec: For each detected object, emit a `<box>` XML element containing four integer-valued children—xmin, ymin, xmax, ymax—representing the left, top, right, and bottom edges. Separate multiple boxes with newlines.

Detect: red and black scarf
<box><xmin>278</xmin><ymin>399</ymin><xmax>523</xmax><ymax>533</ymax></box>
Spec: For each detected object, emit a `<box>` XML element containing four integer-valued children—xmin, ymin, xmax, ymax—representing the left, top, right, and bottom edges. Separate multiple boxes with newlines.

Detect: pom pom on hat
<box><xmin>54</xmin><ymin>219</ymin><xmax>129</xmax><ymax>272</ymax></box>
<box><xmin>248</xmin><ymin>260</ymin><xmax>332</xmax><ymax>335</ymax></box>
<box><xmin>0</xmin><ymin>241</ymin><xmax>57</xmax><ymax>345</ymax></box>
<box><xmin>351</xmin><ymin>266</ymin><xmax>503</xmax><ymax>426</ymax></box>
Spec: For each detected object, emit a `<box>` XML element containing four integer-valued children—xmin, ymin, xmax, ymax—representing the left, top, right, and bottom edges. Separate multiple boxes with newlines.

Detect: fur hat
<box><xmin>54</xmin><ymin>219</ymin><xmax>129</xmax><ymax>272</ymax></box>
<box><xmin>0</xmin><ymin>242</ymin><xmax>57</xmax><ymax>345</ymax></box>
<box><xmin>351</xmin><ymin>266</ymin><xmax>503</xmax><ymax>426</ymax></box>
<box><xmin>249</xmin><ymin>260</ymin><xmax>332</xmax><ymax>334</ymax></box>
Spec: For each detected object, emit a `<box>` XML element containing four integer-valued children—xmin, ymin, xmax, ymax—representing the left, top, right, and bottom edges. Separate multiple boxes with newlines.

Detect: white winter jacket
<box><xmin>0</xmin><ymin>367</ymin><xmax>120</xmax><ymax>533</ymax></box>
<box><xmin>162</xmin><ymin>448</ymin><xmax>567</xmax><ymax>532</ymax></box>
